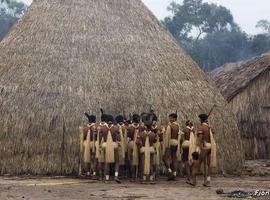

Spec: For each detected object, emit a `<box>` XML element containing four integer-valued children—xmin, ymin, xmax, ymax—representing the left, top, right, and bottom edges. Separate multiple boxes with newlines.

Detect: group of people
<box><xmin>79</xmin><ymin>109</ymin><xmax>217</xmax><ymax>187</ymax></box>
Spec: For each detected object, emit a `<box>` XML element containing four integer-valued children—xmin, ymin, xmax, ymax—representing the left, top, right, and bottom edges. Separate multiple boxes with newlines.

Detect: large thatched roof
<box><xmin>0</xmin><ymin>0</ymin><xmax>243</xmax><ymax>175</ymax></box>
<box><xmin>210</xmin><ymin>52</ymin><xmax>270</xmax><ymax>101</ymax></box>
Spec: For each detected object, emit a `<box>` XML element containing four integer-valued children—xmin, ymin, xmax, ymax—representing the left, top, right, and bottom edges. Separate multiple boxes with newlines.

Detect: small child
<box><xmin>187</xmin><ymin>152</ymin><xmax>200</xmax><ymax>186</ymax></box>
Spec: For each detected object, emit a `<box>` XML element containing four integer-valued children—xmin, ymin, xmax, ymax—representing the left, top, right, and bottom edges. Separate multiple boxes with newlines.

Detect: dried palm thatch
<box><xmin>210</xmin><ymin>52</ymin><xmax>270</xmax><ymax>159</ymax></box>
<box><xmin>0</xmin><ymin>0</ymin><xmax>243</xmax><ymax>175</ymax></box>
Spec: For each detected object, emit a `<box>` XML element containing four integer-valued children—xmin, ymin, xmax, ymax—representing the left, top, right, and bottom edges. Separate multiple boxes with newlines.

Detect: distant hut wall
<box><xmin>229</xmin><ymin>69</ymin><xmax>270</xmax><ymax>159</ymax></box>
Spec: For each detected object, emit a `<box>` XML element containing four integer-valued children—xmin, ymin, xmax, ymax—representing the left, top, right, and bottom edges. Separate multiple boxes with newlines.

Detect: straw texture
<box><xmin>0</xmin><ymin>0</ymin><xmax>243</xmax><ymax>175</ymax></box>
<box><xmin>210</xmin><ymin>52</ymin><xmax>270</xmax><ymax>159</ymax></box>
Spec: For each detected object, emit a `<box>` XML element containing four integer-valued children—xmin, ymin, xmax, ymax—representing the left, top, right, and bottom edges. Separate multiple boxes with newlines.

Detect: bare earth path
<box><xmin>0</xmin><ymin>176</ymin><xmax>269</xmax><ymax>200</ymax></box>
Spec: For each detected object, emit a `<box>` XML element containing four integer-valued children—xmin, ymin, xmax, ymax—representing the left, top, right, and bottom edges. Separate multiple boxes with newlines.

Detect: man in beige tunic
<box><xmin>81</xmin><ymin>113</ymin><xmax>97</xmax><ymax>178</ymax></box>
<box><xmin>115</xmin><ymin>115</ymin><xmax>128</xmax><ymax>177</ymax></box>
<box><xmin>127</xmin><ymin>114</ymin><xmax>144</xmax><ymax>181</ymax></box>
<box><xmin>100</xmin><ymin>115</ymin><xmax>121</xmax><ymax>183</ymax></box>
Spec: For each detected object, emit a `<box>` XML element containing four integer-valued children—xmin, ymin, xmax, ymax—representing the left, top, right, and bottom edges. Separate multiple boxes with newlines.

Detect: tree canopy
<box><xmin>0</xmin><ymin>0</ymin><xmax>27</xmax><ymax>40</ymax></box>
<box><xmin>164</xmin><ymin>0</ymin><xmax>270</xmax><ymax>71</ymax></box>
<box><xmin>256</xmin><ymin>19</ymin><xmax>270</xmax><ymax>34</ymax></box>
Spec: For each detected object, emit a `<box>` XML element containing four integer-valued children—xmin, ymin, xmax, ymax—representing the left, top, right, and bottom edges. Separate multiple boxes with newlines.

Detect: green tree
<box><xmin>163</xmin><ymin>0</ymin><xmax>270</xmax><ymax>71</ymax></box>
<box><xmin>191</xmin><ymin>27</ymin><xmax>249</xmax><ymax>71</ymax></box>
<box><xmin>164</xmin><ymin>0</ymin><xmax>234</xmax><ymax>43</ymax></box>
<box><xmin>248</xmin><ymin>34</ymin><xmax>270</xmax><ymax>56</ymax></box>
<box><xmin>256</xmin><ymin>20</ymin><xmax>270</xmax><ymax>34</ymax></box>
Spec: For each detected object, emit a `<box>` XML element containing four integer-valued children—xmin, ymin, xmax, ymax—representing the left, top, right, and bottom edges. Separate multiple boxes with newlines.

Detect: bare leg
<box><xmin>98</xmin><ymin>162</ymin><xmax>104</xmax><ymax>180</ymax></box>
<box><xmin>153</xmin><ymin>164</ymin><xmax>157</xmax><ymax>180</ymax></box>
<box><xmin>141</xmin><ymin>154</ymin><xmax>146</xmax><ymax>181</ymax></box>
<box><xmin>114</xmin><ymin>149</ymin><xmax>120</xmax><ymax>173</ymax></box>
<box><xmin>185</xmin><ymin>161</ymin><xmax>191</xmax><ymax>180</ymax></box>
<box><xmin>150</xmin><ymin>154</ymin><xmax>154</xmax><ymax>182</ymax></box>
<box><xmin>131</xmin><ymin>166</ymin><xmax>137</xmax><ymax>181</ymax></box>
<box><xmin>163</xmin><ymin>148</ymin><xmax>172</xmax><ymax>173</ymax></box>
<box><xmin>130</xmin><ymin>149</ymin><xmax>136</xmax><ymax>181</ymax></box>
<box><xmin>206</xmin><ymin>153</ymin><xmax>211</xmax><ymax>185</ymax></box>
<box><xmin>90</xmin><ymin>151</ymin><xmax>98</xmax><ymax>179</ymax></box>
<box><xmin>171</xmin><ymin>152</ymin><xmax>177</xmax><ymax>178</ymax></box>
<box><xmin>201</xmin><ymin>150</ymin><xmax>211</xmax><ymax>186</ymax></box>
<box><xmin>207</xmin><ymin>154</ymin><xmax>211</xmax><ymax>176</ymax></box>
<box><xmin>84</xmin><ymin>162</ymin><xmax>91</xmax><ymax>176</ymax></box>
<box><xmin>114</xmin><ymin>149</ymin><xmax>121</xmax><ymax>183</ymax></box>
<box><xmin>167</xmin><ymin>151</ymin><xmax>177</xmax><ymax>181</ymax></box>
<box><xmin>104</xmin><ymin>162</ymin><xmax>110</xmax><ymax>181</ymax></box>
<box><xmin>125</xmin><ymin>152</ymin><xmax>128</xmax><ymax>178</ymax></box>
<box><xmin>92</xmin><ymin>157</ymin><xmax>98</xmax><ymax>179</ymax></box>
<box><xmin>203</xmin><ymin>159</ymin><xmax>207</xmax><ymax>184</ymax></box>
<box><xmin>191</xmin><ymin>166</ymin><xmax>198</xmax><ymax>186</ymax></box>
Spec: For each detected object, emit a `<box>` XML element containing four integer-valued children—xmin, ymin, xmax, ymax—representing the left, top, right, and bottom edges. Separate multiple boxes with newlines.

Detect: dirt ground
<box><xmin>0</xmin><ymin>160</ymin><xmax>269</xmax><ymax>200</ymax></box>
<box><xmin>0</xmin><ymin>176</ymin><xmax>269</xmax><ymax>200</ymax></box>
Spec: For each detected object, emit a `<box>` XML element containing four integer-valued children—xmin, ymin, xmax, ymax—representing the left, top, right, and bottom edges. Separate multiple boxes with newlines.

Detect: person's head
<box><xmin>115</xmin><ymin>115</ymin><xmax>124</xmax><ymax>124</ymax></box>
<box><xmin>88</xmin><ymin>115</ymin><xmax>96</xmax><ymax>123</ymax></box>
<box><xmin>106</xmin><ymin>115</ymin><xmax>114</xmax><ymax>125</ymax></box>
<box><xmin>185</xmin><ymin>120</ymin><xmax>193</xmax><ymax>127</ymax></box>
<box><xmin>85</xmin><ymin>112</ymin><xmax>96</xmax><ymax>124</ymax></box>
<box><xmin>101</xmin><ymin>114</ymin><xmax>107</xmax><ymax>123</ymax></box>
<box><xmin>198</xmin><ymin>114</ymin><xmax>208</xmax><ymax>123</ymax></box>
<box><xmin>152</xmin><ymin>115</ymin><xmax>158</xmax><ymax>126</ymax></box>
<box><xmin>144</xmin><ymin>120</ymin><xmax>152</xmax><ymax>130</ymax></box>
<box><xmin>192</xmin><ymin>152</ymin><xmax>199</xmax><ymax>161</ymax></box>
<box><xmin>125</xmin><ymin>120</ymin><xmax>131</xmax><ymax>126</ymax></box>
<box><xmin>169</xmin><ymin>113</ymin><xmax>178</xmax><ymax>123</ymax></box>
<box><xmin>132</xmin><ymin>114</ymin><xmax>141</xmax><ymax>124</ymax></box>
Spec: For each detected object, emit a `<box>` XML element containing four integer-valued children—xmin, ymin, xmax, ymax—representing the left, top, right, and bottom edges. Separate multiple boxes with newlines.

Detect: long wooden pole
<box><xmin>208</xmin><ymin>104</ymin><xmax>217</xmax><ymax>118</ymax></box>
<box><xmin>61</xmin><ymin>117</ymin><xmax>66</xmax><ymax>175</ymax></box>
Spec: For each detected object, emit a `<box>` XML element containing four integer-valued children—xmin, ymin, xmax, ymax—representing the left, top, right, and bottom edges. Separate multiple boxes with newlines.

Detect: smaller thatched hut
<box><xmin>210</xmin><ymin>52</ymin><xmax>270</xmax><ymax>159</ymax></box>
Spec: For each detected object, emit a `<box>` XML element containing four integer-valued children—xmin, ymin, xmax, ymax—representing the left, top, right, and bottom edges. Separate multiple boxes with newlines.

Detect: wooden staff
<box><xmin>208</xmin><ymin>104</ymin><xmax>217</xmax><ymax>118</ymax></box>
<box><xmin>61</xmin><ymin>117</ymin><xmax>66</xmax><ymax>175</ymax></box>
<box><xmin>78</xmin><ymin>126</ymin><xmax>84</xmax><ymax>176</ymax></box>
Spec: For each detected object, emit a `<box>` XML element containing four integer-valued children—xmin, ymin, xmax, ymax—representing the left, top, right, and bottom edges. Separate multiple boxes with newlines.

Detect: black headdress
<box><xmin>169</xmin><ymin>113</ymin><xmax>178</xmax><ymax>119</ymax></box>
<box><xmin>84</xmin><ymin>112</ymin><xmax>96</xmax><ymax>123</ymax></box>
<box><xmin>115</xmin><ymin>115</ymin><xmax>124</xmax><ymax>124</ymax></box>
<box><xmin>198</xmin><ymin>114</ymin><xmax>208</xmax><ymax>122</ymax></box>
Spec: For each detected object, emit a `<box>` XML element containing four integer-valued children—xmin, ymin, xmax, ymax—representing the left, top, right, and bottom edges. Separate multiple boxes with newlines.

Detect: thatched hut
<box><xmin>210</xmin><ymin>52</ymin><xmax>270</xmax><ymax>159</ymax></box>
<box><xmin>0</xmin><ymin>0</ymin><xmax>243</xmax><ymax>175</ymax></box>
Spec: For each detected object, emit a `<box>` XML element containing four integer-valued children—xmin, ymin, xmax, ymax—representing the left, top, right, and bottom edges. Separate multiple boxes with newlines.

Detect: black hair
<box><xmin>115</xmin><ymin>115</ymin><xmax>124</xmax><ymax>124</ymax></box>
<box><xmin>84</xmin><ymin>112</ymin><xmax>96</xmax><ymax>123</ymax></box>
<box><xmin>152</xmin><ymin>114</ymin><xmax>158</xmax><ymax>122</ymax></box>
<box><xmin>132</xmin><ymin>114</ymin><xmax>141</xmax><ymax>123</ymax></box>
<box><xmin>101</xmin><ymin>114</ymin><xmax>107</xmax><ymax>122</ymax></box>
<box><xmin>198</xmin><ymin>114</ymin><xmax>208</xmax><ymax>122</ymax></box>
<box><xmin>185</xmin><ymin>120</ymin><xmax>193</xmax><ymax>127</ymax></box>
<box><xmin>169</xmin><ymin>113</ymin><xmax>178</xmax><ymax>119</ymax></box>
<box><xmin>192</xmin><ymin>152</ymin><xmax>199</xmax><ymax>160</ymax></box>
<box><xmin>106</xmin><ymin>115</ymin><xmax>114</xmax><ymax>123</ymax></box>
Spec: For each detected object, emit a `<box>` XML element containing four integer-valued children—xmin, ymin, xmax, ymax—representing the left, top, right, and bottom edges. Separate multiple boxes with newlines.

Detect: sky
<box><xmin>20</xmin><ymin>0</ymin><xmax>269</xmax><ymax>35</ymax></box>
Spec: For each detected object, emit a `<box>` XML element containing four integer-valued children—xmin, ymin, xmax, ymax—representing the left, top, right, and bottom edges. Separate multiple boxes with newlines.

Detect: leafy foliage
<box><xmin>256</xmin><ymin>20</ymin><xmax>270</xmax><ymax>34</ymax></box>
<box><xmin>164</xmin><ymin>0</ymin><xmax>270</xmax><ymax>71</ymax></box>
<box><xmin>0</xmin><ymin>0</ymin><xmax>27</xmax><ymax>40</ymax></box>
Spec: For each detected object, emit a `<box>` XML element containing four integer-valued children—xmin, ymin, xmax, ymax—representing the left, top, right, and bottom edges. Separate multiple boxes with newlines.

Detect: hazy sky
<box><xmin>21</xmin><ymin>0</ymin><xmax>269</xmax><ymax>35</ymax></box>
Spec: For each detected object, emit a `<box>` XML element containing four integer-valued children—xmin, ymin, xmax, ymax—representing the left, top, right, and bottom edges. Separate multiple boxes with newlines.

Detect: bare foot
<box><xmin>167</xmin><ymin>175</ymin><xmax>176</xmax><ymax>181</ymax></box>
<box><xmin>203</xmin><ymin>182</ymin><xmax>211</xmax><ymax>187</ymax></box>
<box><xmin>186</xmin><ymin>181</ymin><xmax>196</xmax><ymax>187</ymax></box>
<box><xmin>114</xmin><ymin>177</ymin><xmax>121</xmax><ymax>184</ymax></box>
